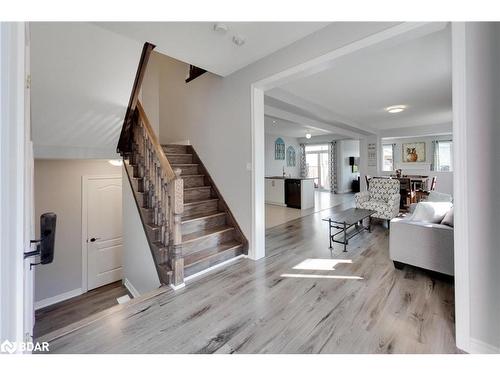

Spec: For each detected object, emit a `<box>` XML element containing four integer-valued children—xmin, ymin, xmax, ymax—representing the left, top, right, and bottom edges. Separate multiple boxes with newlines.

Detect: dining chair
<box><xmin>399</xmin><ymin>177</ymin><xmax>415</xmax><ymax>209</ymax></box>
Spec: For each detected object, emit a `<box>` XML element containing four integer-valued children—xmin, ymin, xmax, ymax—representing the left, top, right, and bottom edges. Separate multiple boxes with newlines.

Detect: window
<box><xmin>434</xmin><ymin>140</ymin><xmax>453</xmax><ymax>171</ymax></box>
<box><xmin>382</xmin><ymin>144</ymin><xmax>394</xmax><ymax>171</ymax></box>
<box><xmin>305</xmin><ymin>144</ymin><xmax>330</xmax><ymax>190</ymax></box>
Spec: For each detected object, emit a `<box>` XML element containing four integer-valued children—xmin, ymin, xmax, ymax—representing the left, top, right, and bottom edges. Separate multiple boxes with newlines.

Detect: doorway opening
<box><xmin>252</xmin><ymin>22</ymin><xmax>466</xmax><ymax>351</ymax></box>
<box><xmin>32</xmin><ymin>160</ymin><xmax>129</xmax><ymax>339</ymax></box>
<box><xmin>305</xmin><ymin>144</ymin><xmax>330</xmax><ymax>190</ymax></box>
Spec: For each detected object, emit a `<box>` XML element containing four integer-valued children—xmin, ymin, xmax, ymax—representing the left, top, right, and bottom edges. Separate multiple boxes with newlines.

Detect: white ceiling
<box><xmin>276</xmin><ymin>26</ymin><xmax>452</xmax><ymax>131</ymax></box>
<box><xmin>264</xmin><ymin>115</ymin><xmax>330</xmax><ymax>138</ymax></box>
<box><xmin>94</xmin><ymin>22</ymin><xmax>330</xmax><ymax>76</ymax></box>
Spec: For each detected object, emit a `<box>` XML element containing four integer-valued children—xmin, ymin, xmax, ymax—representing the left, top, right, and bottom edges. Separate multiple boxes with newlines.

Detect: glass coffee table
<box><xmin>322</xmin><ymin>208</ymin><xmax>376</xmax><ymax>252</ymax></box>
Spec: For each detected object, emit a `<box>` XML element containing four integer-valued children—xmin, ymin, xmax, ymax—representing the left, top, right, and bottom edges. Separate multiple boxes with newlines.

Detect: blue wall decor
<box><xmin>286</xmin><ymin>146</ymin><xmax>296</xmax><ymax>167</ymax></box>
<box><xmin>274</xmin><ymin>137</ymin><xmax>285</xmax><ymax>160</ymax></box>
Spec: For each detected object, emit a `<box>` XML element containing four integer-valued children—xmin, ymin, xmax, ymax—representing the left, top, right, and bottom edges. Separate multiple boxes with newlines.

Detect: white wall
<box><xmin>154</xmin><ymin>23</ymin><xmax>395</xmax><ymax>244</ymax></box>
<box><xmin>140</xmin><ymin>51</ymin><xmax>161</xmax><ymax>136</ymax></box>
<box><xmin>337</xmin><ymin>140</ymin><xmax>360</xmax><ymax>193</ymax></box>
<box><xmin>455</xmin><ymin>22</ymin><xmax>500</xmax><ymax>353</ymax></box>
<box><xmin>122</xmin><ymin>168</ymin><xmax>160</xmax><ymax>296</ymax></box>
<box><xmin>359</xmin><ymin>135</ymin><xmax>379</xmax><ymax>191</ymax></box>
<box><xmin>0</xmin><ymin>21</ymin><xmax>31</xmax><ymax>343</ymax></box>
<box><xmin>265</xmin><ymin>134</ymin><xmax>300</xmax><ymax>178</ymax></box>
<box><xmin>31</xmin><ymin>22</ymin><xmax>142</xmax><ymax>159</ymax></box>
<box><xmin>379</xmin><ymin>134</ymin><xmax>454</xmax><ymax>195</ymax></box>
<box><xmin>33</xmin><ymin>159</ymin><xmax>122</xmax><ymax>305</ymax></box>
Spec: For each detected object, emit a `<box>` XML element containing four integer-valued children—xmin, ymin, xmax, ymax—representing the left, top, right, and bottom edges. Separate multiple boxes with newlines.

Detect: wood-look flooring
<box><xmin>34</xmin><ymin>281</ymin><xmax>131</xmax><ymax>338</ymax></box>
<box><xmin>39</xmin><ymin>201</ymin><xmax>458</xmax><ymax>354</ymax></box>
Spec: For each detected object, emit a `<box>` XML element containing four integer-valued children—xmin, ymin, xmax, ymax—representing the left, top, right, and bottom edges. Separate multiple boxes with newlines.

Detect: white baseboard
<box><xmin>184</xmin><ymin>254</ymin><xmax>247</xmax><ymax>283</ymax></box>
<box><xmin>123</xmin><ymin>278</ymin><xmax>140</xmax><ymax>298</ymax></box>
<box><xmin>337</xmin><ymin>189</ymin><xmax>353</xmax><ymax>194</ymax></box>
<box><xmin>169</xmin><ymin>282</ymin><xmax>186</xmax><ymax>290</ymax></box>
<box><xmin>469</xmin><ymin>337</ymin><xmax>500</xmax><ymax>354</ymax></box>
<box><xmin>35</xmin><ymin>288</ymin><xmax>82</xmax><ymax>310</ymax></box>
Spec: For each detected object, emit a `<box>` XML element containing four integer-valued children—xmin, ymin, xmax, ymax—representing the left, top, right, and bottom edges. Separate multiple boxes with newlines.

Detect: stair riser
<box><xmin>182</xmin><ymin>214</ymin><xmax>227</xmax><ymax>236</ymax></box>
<box><xmin>185</xmin><ymin>246</ymin><xmax>243</xmax><ymax>277</ymax></box>
<box><xmin>151</xmin><ymin>242</ymin><xmax>169</xmax><ymax>265</ymax></box>
<box><xmin>167</xmin><ymin>154</ymin><xmax>193</xmax><ymax>164</ymax></box>
<box><xmin>184</xmin><ymin>187</ymin><xmax>212</xmax><ymax>201</ymax></box>
<box><xmin>134</xmin><ymin>191</ymin><xmax>147</xmax><ymax>208</ymax></box>
<box><xmin>130</xmin><ymin>177</ymin><xmax>144</xmax><ymax>193</ymax></box>
<box><xmin>175</xmin><ymin>165</ymin><xmax>200</xmax><ymax>175</ymax></box>
<box><xmin>163</xmin><ymin>145</ymin><xmax>188</xmax><ymax>154</ymax></box>
<box><xmin>182</xmin><ymin>175</ymin><xmax>205</xmax><ymax>188</ymax></box>
<box><xmin>183</xmin><ymin>228</ymin><xmax>236</xmax><ymax>255</ymax></box>
<box><xmin>183</xmin><ymin>200</ymin><xmax>219</xmax><ymax>218</ymax></box>
<box><xmin>140</xmin><ymin>208</ymin><xmax>154</xmax><ymax>223</ymax></box>
<box><xmin>146</xmin><ymin>226</ymin><xmax>160</xmax><ymax>242</ymax></box>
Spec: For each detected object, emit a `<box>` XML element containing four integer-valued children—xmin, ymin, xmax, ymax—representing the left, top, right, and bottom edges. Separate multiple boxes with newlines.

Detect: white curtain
<box><xmin>432</xmin><ymin>140</ymin><xmax>439</xmax><ymax>171</ymax></box>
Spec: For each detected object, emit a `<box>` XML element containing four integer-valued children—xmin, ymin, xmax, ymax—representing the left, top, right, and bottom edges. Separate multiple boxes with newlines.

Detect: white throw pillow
<box><xmin>427</xmin><ymin>191</ymin><xmax>453</xmax><ymax>202</ymax></box>
<box><xmin>410</xmin><ymin>201</ymin><xmax>453</xmax><ymax>223</ymax></box>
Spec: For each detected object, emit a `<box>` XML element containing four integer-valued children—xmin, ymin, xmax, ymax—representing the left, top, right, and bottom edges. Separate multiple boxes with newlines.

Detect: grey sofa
<box><xmin>389</xmin><ymin>200</ymin><xmax>454</xmax><ymax>276</ymax></box>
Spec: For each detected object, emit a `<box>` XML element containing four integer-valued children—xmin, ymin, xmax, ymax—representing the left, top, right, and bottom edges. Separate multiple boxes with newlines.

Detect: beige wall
<box><xmin>34</xmin><ymin>159</ymin><xmax>122</xmax><ymax>305</ymax></box>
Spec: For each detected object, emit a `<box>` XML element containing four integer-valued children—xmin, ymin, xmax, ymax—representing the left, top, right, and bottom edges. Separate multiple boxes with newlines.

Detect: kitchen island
<box><xmin>265</xmin><ymin>177</ymin><xmax>315</xmax><ymax>210</ymax></box>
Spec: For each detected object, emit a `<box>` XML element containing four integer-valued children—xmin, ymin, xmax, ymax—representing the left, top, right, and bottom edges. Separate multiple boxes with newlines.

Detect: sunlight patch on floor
<box><xmin>280</xmin><ymin>273</ymin><xmax>363</xmax><ymax>280</ymax></box>
<box><xmin>292</xmin><ymin>258</ymin><xmax>352</xmax><ymax>271</ymax></box>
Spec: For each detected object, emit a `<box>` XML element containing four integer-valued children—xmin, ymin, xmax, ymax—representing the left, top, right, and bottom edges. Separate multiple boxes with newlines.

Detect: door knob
<box><xmin>89</xmin><ymin>237</ymin><xmax>100</xmax><ymax>242</ymax></box>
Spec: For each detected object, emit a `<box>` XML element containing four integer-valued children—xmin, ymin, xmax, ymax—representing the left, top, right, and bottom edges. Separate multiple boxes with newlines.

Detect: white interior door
<box><xmin>85</xmin><ymin>176</ymin><xmax>123</xmax><ymax>291</ymax></box>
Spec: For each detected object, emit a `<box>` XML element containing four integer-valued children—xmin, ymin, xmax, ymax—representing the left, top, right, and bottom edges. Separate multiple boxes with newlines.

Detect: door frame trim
<box><xmin>81</xmin><ymin>174</ymin><xmax>122</xmax><ymax>293</ymax></box>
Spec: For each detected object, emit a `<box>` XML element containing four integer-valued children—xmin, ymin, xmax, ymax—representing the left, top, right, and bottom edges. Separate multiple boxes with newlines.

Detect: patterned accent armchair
<box><xmin>355</xmin><ymin>178</ymin><xmax>400</xmax><ymax>225</ymax></box>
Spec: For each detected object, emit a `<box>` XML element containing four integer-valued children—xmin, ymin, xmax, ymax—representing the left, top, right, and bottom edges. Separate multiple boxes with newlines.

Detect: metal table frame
<box><xmin>324</xmin><ymin>213</ymin><xmax>374</xmax><ymax>252</ymax></box>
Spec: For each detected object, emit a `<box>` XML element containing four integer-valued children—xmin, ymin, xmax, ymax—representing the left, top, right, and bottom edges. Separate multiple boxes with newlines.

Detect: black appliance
<box><xmin>352</xmin><ymin>176</ymin><xmax>360</xmax><ymax>193</ymax></box>
<box><xmin>285</xmin><ymin>179</ymin><xmax>301</xmax><ymax>209</ymax></box>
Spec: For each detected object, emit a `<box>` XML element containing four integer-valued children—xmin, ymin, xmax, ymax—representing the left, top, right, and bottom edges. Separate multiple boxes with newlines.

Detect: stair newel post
<box><xmin>170</xmin><ymin>167</ymin><xmax>184</xmax><ymax>287</ymax></box>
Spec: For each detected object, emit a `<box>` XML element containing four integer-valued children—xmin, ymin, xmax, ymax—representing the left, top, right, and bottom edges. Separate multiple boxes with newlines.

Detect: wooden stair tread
<box><xmin>181</xmin><ymin>211</ymin><xmax>225</xmax><ymax>223</ymax></box>
<box><xmin>171</xmin><ymin>163</ymin><xmax>199</xmax><ymax>167</ymax></box>
<box><xmin>184</xmin><ymin>240</ymin><xmax>243</xmax><ymax>267</ymax></box>
<box><xmin>184</xmin><ymin>186</ymin><xmax>211</xmax><ymax>191</ymax></box>
<box><xmin>181</xmin><ymin>174</ymin><xmax>204</xmax><ymax>177</ymax></box>
<box><xmin>182</xmin><ymin>225</ymin><xmax>234</xmax><ymax>244</ymax></box>
<box><xmin>165</xmin><ymin>153</ymin><xmax>193</xmax><ymax>156</ymax></box>
<box><xmin>184</xmin><ymin>198</ymin><xmax>219</xmax><ymax>206</ymax></box>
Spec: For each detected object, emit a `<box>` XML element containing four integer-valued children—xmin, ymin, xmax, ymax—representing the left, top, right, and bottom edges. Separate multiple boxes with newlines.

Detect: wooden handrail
<box><xmin>117</xmin><ymin>42</ymin><xmax>156</xmax><ymax>155</ymax></box>
<box><xmin>117</xmin><ymin>42</ymin><xmax>184</xmax><ymax>287</ymax></box>
<box><xmin>136</xmin><ymin>101</ymin><xmax>175</xmax><ymax>182</ymax></box>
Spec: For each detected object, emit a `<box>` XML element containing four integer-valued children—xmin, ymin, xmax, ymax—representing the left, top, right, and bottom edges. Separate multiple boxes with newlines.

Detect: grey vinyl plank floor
<box><xmin>34</xmin><ymin>281</ymin><xmax>131</xmax><ymax>339</ymax></box>
<box><xmin>40</xmin><ymin>200</ymin><xmax>458</xmax><ymax>354</ymax></box>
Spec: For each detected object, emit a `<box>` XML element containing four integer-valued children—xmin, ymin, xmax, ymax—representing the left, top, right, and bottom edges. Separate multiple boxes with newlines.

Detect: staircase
<box><xmin>163</xmin><ymin>144</ymin><xmax>247</xmax><ymax>277</ymax></box>
<box><xmin>121</xmin><ymin>104</ymin><xmax>247</xmax><ymax>287</ymax></box>
<box><xmin>117</xmin><ymin>42</ymin><xmax>247</xmax><ymax>288</ymax></box>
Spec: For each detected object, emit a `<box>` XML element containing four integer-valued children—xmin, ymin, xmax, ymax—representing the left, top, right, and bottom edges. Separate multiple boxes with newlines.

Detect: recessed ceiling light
<box><xmin>385</xmin><ymin>105</ymin><xmax>407</xmax><ymax>114</ymax></box>
<box><xmin>305</xmin><ymin>133</ymin><xmax>312</xmax><ymax>139</ymax></box>
<box><xmin>213</xmin><ymin>23</ymin><xmax>228</xmax><ymax>34</ymax></box>
<box><xmin>232</xmin><ymin>35</ymin><xmax>246</xmax><ymax>46</ymax></box>
<box><xmin>272</xmin><ymin>120</ymin><xmax>277</xmax><ymax>125</ymax></box>
<box><xmin>108</xmin><ymin>159</ymin><xmax>123</xmax><ymax>167</ymax></box>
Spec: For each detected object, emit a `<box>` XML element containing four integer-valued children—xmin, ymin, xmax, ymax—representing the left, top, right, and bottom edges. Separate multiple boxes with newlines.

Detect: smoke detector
<box><xmin>213</xmin><ymin>23</ymin><xmax>228</xmax><ymax>34</ymax></box>
<box><xmin>232</xmin><ymin>35</ymin><xmax>246</xmax><ymax>46</ymax></box>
